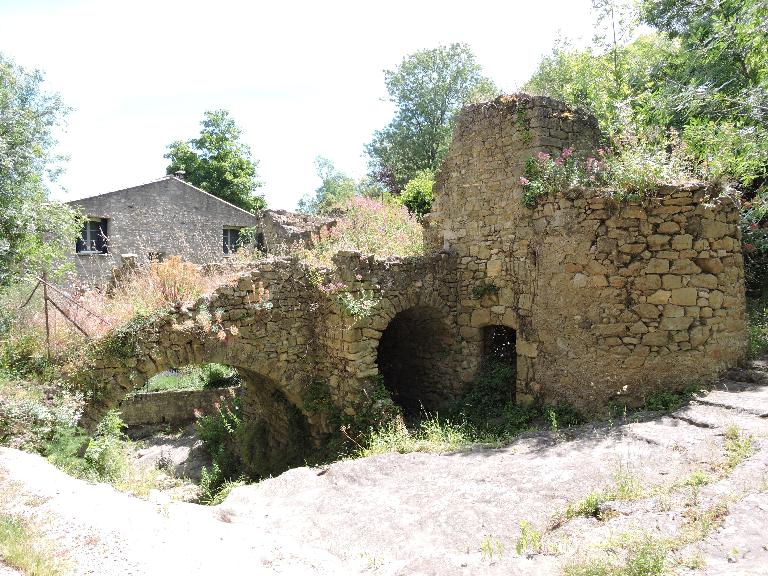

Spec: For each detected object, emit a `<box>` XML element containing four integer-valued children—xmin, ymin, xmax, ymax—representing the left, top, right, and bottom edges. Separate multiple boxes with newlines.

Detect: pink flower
<box><xmin>536</xmin><ymin>151</ymin><xmax>551</xmax><ymax>161</ymax></box>
<box><xmin>519</xmin><ymin>176</ymin><xmax>530</xmax><ymax>186</ymax></box>
<box><xmin>193</xmin><ymin>408</ymin><xmax>202</xmax><ymax>418</ymax></box>
<box><xmin>744</xmin><ymin>243</ymin><xmax>755</xmax><ymax>251</ymax></box>
<box><xmin>750</xmin><ymin>223</ymin><xmax>758</xmax><ymax>230</ymax></box>
<box><xmin>562</xmin><ymin>147</ymin><xmax>574</xmax><ymax>158</ymax></box>
<box><xmin>554</xmin><ymin>157</ymin><xmax>564</xmax><ymax>166</ymax></box>
<box><xmin>355</xmin><ymin>274</ymin><xmax>363</xmax><ymax>281</ymax></box>
<box><xmin>596</xmin><ymin>148</ymin><xmax>606</xmax><ymax>157</ymax></box>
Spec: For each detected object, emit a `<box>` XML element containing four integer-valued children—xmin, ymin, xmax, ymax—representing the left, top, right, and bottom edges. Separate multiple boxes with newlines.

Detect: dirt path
<box><xmin>1</xmin><ymin>362</ymin><xmax>767</xmax><ymax>575</ymax></box>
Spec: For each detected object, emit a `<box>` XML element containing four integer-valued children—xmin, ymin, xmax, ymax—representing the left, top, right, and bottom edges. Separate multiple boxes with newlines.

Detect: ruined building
<box><xmin>78</xmin><ymin>95</ymin><xmax>747</xmax><ymax>476</ymax></box>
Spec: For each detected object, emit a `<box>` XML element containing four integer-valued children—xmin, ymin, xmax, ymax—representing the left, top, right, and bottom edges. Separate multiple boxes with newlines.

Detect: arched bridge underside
<box><xmin>76</xmin><ymin>252</ymin><xmax>478</xmax><ymax>477</ymax></box>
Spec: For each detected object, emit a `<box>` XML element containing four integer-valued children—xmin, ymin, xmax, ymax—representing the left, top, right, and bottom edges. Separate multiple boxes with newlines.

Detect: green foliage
<box><xmin>0</xmin><ymin>53</ymin><xmax>80</xmax><ymax>286</ymax></box>
<box><xmin>0</xmin><ymin>512</ymin><xmax>64</xmax><ymax>576</ymax></box>
<box><xmin>471</xmin><ymin>281</ymin><xmax>499</xmax><ymax>300</ymax></box>
<box><xmin>298</xmin><ymin>157</ymin><xmax>364</xmax><ymax>214</ymax></box>
<box><xmin>337</xmin><ymin>290</ymin><xmax>381</xmax><ymax>320</ymax></box>
<box><xmin>641</xmin><ymin>385</ymin><xmax>700</xmax><ymax>413</ymax></box>
<box><xmin>564</xmin><ymin>535</ymin><xmax>667</xmax><ymax>576</ymax></box>
<box><xmin>723</xmin><ymin>425</ymin><xmax>755</xmax><ymax>470</ymax></box>
<box><xmin>398</xmin><ymin>170</ymin><xmax>435</xmax><ymax>217</ymax></box>
<box><xmin>137</xmin><ymin>363</ymin><xmax>241</xmax><ymax>394</ymax></box>
<box><xmin>165</xmin><ymin>110</ymin><xmax>266</xmax><ymax>213</ymax></box>
<box><xmin>358</xmin><ymin>415</ymin><xmax>499</xmax><ymax>457</ymax></box>
<box><xmin>366</xmin><ymin>43</ymin><xmax>497</xmax><ymax>192</ymax></box>
<box><xmin>296</xmin><ymin>196</ymin><xmax>424</xmax><ymax>266</ymax></box>
<box><xmin>747</xmin><ymin>296</ymin><xmax>768</xmax><ymax>358</ymax></box>
<box><xmin>480</xmin><ymin>535</ymin><xmax>505</xmax><ymax>561</ymax></box>
<box><xmin>454</xmin><ymin>361</ymin><xmax>582</xmax><ymax>438</ymax></box>
<box><xmin>515</xmin><ymin>520</ymin><xmax>543</xmax><ymax>556</ymax></box>
<box><xmin>43</xmin><ymin>410</ymin><xmax>159</xmax><ymax>496</ymax></box>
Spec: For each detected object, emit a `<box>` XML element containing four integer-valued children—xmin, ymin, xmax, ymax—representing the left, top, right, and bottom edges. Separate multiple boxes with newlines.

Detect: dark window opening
<box><xmin>147</xmin><ymin>251</ymin><xmax>165</xmax><ymax>262</ymax></box>
<box><xmin>482</xmin><ymin>325</ymin><xmax>517</xmax><ymax>402</ymax></box>
<box><xmin>255</xmin><ymin>232</ymin><xmax>266</xmax><ymax>253</ymax></box>
<box><xmin>76</xmin><ymin>218</ymin><xmax>109</xmax><ymax>254</ymax></box>
<box><xmin>223</xmin><ymin>227</ymin><xmax>241</xmax><ymax>254</ymax></box>
<box><xmin>376</xmin><ymin>306</ymin><xmax>452</xmax><ymax>419</ymax></box>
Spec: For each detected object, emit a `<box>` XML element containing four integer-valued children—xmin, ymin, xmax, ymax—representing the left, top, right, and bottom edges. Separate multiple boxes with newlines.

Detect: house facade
<box><xmin>66</xmin><ymin>176</ymin><xmax>259</xmax><ymax>283</ymax></box>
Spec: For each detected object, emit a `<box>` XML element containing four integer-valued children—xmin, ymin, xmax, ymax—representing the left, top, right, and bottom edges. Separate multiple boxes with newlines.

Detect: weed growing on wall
<box><xmin>337</xmin><ymin>290</ymin><xmax>381</xmax><ymax>320</ymax></box>
<box><xmin>520</xmin><ymin>129</ymin><xmax>693</xmax><ymax>207</ymax></box>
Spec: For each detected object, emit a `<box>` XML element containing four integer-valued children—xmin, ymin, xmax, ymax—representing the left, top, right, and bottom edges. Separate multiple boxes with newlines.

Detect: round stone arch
<box><xmin>77</xmin><ymin>322</ymin><xmax>319</xmax><ymax>478</ymax></box>
<box><xmin>353</xmin><ymin>289</ymin><xmax>462</xmax><ymax>417</ymax></box>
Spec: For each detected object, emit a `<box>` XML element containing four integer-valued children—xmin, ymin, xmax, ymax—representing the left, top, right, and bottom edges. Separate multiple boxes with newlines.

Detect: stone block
<box><xmin>634</xmin><ymin>275</ymin><xmax>661</xmax><ymax>291</ymax></box>
<box><xmin>662</xmin><ymin>274</ymin><xmax>682</xmax><ymax>290</ymax></box>
<box><xmin>689</xmin><ymin>274</ymin><xmax>718</xmax><ymax>289</ymax></box>
<box><xmin>645</xmin><ymin>259</ymin><xmax>670</xmax><ymax>274</ymax></box>
<box><xmin>693</xmin><ymin>258</ymin><xmax>724</xmax><ymax>274</ymax></box>
<box><xmin>647</xmin><ymin>290</ymin><xmax>671</xmax><ymax>305</ymax></box>
<box><xmin>670</xmin><ymin>259</ymin><xmax>702</xmax><ymax>275</ymax></box>
<box><xmin>660</xmin><ymin>316</ymin><xmax>694</xmax><ymax>330</ymax></box>
<box><xmin>670</xmin><ymin>287</ymin><xmax>698</xmax><ymax>306</ymax></box>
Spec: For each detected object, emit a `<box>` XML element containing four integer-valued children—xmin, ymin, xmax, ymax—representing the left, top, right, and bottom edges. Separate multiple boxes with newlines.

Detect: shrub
<box><xmin>296</xmin><ymin>196</ymin><xmax>424</xmax><ymax>266</ymax></box>
<box><xmin>398</xmin><ymin>170</ymin><xmax>434</xmax><ymax>218</ymax></box>
<box><xmin>195</xmin><ymin>394</ymin><xmax>245</xmax><ymax>503</ymax></box>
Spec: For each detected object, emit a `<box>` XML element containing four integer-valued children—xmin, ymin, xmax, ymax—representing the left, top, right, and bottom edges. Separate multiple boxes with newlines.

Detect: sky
<box><xmin>0</xmin><ymin>0</ymin><xmax>597</xmax><ymax>210</ymax></box>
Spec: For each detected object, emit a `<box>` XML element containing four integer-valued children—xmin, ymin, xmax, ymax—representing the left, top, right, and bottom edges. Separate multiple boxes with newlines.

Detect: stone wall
<box><xmin>253</xmin><ymin>210</ymin><xmax>335</xmax><ymax>255</ymax></box>
<box><xmin>119</xmin><ymin>386</ymin><xmax>241</xmax><ymax>427</ymax></box>
<box><xmin>66</xmin><ymin>176</ymin><xmax>258</xmax><ymax>284</ymax></box>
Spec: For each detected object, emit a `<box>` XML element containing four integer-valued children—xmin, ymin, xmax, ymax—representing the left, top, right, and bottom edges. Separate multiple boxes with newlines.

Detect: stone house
<box><xmin>65</xmin><ymin>176</ymin><xmax>332</xmax><ymax>284</ymax></box>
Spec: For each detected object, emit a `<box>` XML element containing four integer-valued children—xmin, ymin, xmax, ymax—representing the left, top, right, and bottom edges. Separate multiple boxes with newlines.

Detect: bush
<box><xmin>296</xmin><ymin>196</ymin><xmax>424</xmax><ymax>266</ymax></box>
<box><xmin>195</xmin><ymin>394</ymin><xmax>245</xmax><ymax>503</ymax></box>
<box><xmin>398</xmin><ymin>170</ymin><xmax>434</xmax><ymax>218</ymax></box>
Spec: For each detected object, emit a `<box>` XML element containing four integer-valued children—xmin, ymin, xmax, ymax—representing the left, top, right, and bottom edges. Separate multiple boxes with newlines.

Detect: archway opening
<box><xmin>376</xmin><ymin>305</ymin><xmax>453</xmax><ymax>418</ymax></box>
<box><xmin>481</xmin><ymin>325</ymin><xmax>517</xmax><ymax>403</ymax></box>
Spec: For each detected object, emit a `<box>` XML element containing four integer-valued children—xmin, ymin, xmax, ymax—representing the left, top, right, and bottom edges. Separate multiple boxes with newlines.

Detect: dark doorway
<box><xmin>376</xmin><ymin>306</ymin><xmax>452</xmax><ymax>418</ymax></box>
<box><xmin>482</xmin><ymin>325</ymin><xmax>517</xmax><ymax>402</ymax></box>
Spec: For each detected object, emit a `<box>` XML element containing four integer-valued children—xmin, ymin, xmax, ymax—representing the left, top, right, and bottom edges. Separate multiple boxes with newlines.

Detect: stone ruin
<box><xmin>76</xmin><ymin>94</ymin><xmax>747</xmax><ymax>476</ymax></box>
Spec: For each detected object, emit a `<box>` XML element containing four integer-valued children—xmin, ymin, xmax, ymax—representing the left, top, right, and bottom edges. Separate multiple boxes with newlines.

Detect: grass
<box><xmin>723</xmin><ymin>425</ymin><xmax>756</xmax><ymax>471</ymax></box>
<box><xmin>130</xmin><ymin>363</ymin><xmax>241</xmax><ymax>395</ymax></box>
<box><xmin>563</xmin><ymin>534</ymin><xmax>667</xmax><ymax>576</ymax></box>
<box><xmin>0</xmin><ymin>512</ymin><xmax>66</xmax><ymax>576</ymax></box>
<box><xmin>562</xmin><ymin>465</ymin><xmax>644</xmax><ymax>522</ymax></box>
<box><xmin>357</xmin><ymin>415</ymin><xmax>502</xmax><ymax>457</ymax></box>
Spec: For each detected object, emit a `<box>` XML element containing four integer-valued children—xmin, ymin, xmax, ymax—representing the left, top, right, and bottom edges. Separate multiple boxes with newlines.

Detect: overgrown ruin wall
<box><xmin>78</xmin><ymin>94</ymin><xmax>747</xmax><ymax>477</ymax></box>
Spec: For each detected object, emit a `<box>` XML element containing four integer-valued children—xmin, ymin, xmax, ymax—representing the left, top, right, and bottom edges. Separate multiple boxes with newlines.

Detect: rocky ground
<box><xmin>1</xmin><ymin>362</ymin><xmax>767</xmax><ymax>575</ymax></box>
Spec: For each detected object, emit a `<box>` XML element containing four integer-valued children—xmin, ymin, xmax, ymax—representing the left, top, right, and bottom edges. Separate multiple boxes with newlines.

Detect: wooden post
<box><xmin>42</xmin><ymin>272</ymin><xmax>51</xmax><ymax>361</ymax></box>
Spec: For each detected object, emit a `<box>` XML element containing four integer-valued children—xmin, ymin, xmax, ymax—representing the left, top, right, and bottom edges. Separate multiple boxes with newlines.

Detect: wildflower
<box><xmin>229</xmin><ymin>325</ymin><xmax>239</xmax><ymax>336</ymax></box>
<box><xmin>193</xmin><ymin>408</ymin><xmax>202</xmax><ymax>418</ymax></box>
<box><xmin>554</xmin><ymin>157</ymin><xmax>564</xmax><ymax>166</ymax></box>
<box><xmin>355</xmin><ymin>274</ymin><xmax>363</xmax><ymax>281</ymax></box>
<box><xmin>562</xmin><ymin>147</ymin><xmax>574</xmax><ymax>158</ymax></box>
<box><xmin>597</xmin><ymin>148</ymin><xmax>606</xmax><ymax>157</ymax></box>
<box><xmin>750</xmin><ymin>223</ymin><xmax>758</xmax><ymax>230</ymax></box>
<box><xmin>216</xmin><ymin>330</ymin><xmax>227</xmax><ymax>341</ymax></box>
<box><xmin>744</xmin><ymin>243</ymin><xmax>755</xmax><ymax>251</ymax></box>
<box><xmin>519</xmin><ymin>176</ymin><xmax>530</xmax><ymax>186</ymax></box>
<box><xmin>536</xmin><ymin>151</ymin><xmax>551</xmax><ymax>161</ymax></box>
<box><xmin>214</xmin><ymin>402</ymin><xmax>220</xmax><ymax>410</ymax></box>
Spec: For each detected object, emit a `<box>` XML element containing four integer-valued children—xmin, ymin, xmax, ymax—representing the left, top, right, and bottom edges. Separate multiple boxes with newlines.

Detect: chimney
<box><xmin>174</xmin><ymin>170</ymin><xmax>186</xmax><ymax>180</ymax></box>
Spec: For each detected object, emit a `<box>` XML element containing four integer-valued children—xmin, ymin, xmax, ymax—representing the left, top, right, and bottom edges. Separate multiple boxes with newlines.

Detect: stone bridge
<box><xmin>76</xmin><ymin>95</ymin><xmax>748</xmax><ymax>477</ymax></box>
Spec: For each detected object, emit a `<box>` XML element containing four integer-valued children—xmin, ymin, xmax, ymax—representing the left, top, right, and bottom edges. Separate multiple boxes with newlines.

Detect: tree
<box><xmin>298</xmin><ymin>157</ymin><xmax>388</xmax><ymax>215</ymax></box>
<box><xmin>0</xmin><ymin>53</ymin><xmax>79</xmax><ymax>286</ymax></box>
<box><xmin>366</xmin><ymin>43</ymin><xmax>497</xmax><ymax>193</ymax></box>
<box><xmin>297</xmin><ymin>157</ymin><xmax>356</xmax><ymax>214</ymax></box>
<box><xmin>165</xmin><ymin>110</ymin><xmax>266</xmax><ymax>212</ymax></box>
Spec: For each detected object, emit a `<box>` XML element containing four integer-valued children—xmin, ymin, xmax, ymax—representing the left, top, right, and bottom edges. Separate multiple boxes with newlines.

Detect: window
<box><xmin>76</xmin><ymin>218</ymin><xmax>109</xmax><ymax>254</ymax></box>
<box><xmin>255</xmin><ymin>232</ymin><xmax>266</xmax><ymax>253</ymax></box>
<box><xmin>223</xmin><ymin>227</ymin><xmax>241</xmax><ymax>254</ymax></box>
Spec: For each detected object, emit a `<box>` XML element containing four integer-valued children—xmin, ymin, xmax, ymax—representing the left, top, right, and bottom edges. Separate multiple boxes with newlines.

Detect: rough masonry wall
<box><xmin>67</xmin><ymin>177</ymin><xmax>258</xmax><ymax>283</ymax></box>
<box><xmin>429</xmin><ymin>94</ymin><xmax>747</xmax><ymax>408</ymax></box>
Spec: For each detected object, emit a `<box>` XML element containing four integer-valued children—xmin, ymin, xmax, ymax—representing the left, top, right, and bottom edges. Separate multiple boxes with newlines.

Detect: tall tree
<box><xmin>0</xmin><ymin>53</ymin><xmax>79</xmax><ymax>286</ymax></box>
<box><xmin>366</xmin><ymin>43</ymin><xmax>498</xmax><ymax>193</ymax></box>
<box><xmin>298</xmin><ymin>157</ymin><xmax>356</xmax><ymax>214</ymax></box>
<box><xmin>165</xmin><ymin>110</ymin><xmax>266</xmax><ymax>212</ymax></box>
